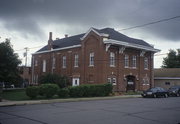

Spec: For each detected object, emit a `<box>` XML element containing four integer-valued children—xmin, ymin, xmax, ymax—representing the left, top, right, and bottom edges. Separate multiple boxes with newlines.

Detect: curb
<box><xmin>0</xmin><ymin>95</ymin><xmax>141</xmax><ymax>107</ymax></box>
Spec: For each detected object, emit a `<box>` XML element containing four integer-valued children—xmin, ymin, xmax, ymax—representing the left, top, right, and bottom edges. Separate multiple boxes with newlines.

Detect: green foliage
<box><xmin>39</xmin><ymin>84</ymin><xmax>59</xmax><ymax>98</ymax></box>
<box><xmin>0</xmin><ymin>39</ymin><xmax>22</xmax><ymax>86</ymax></box>
<box><xmin>68</xmin><ymin>84</ymin><xmax>113</xmax><ymax>97</ymax></box>
<box><xmin>26</xmin><ymin>86</ymin><xmax>39</xmax><ymax>99</ymax></box>
<box><xmin>58</xmin><ymin>88</ymin><xmax>69</xmax><ymax>98</ymax></box>
<box><xmin>162</xmin><ymin>49</ymin><xmax>180</xmax><ymax>68</ymax></box>
<box><xmin>39</xmin><ymin>73</ymin><xmax>70</xmax><ymax>88</ymax></box>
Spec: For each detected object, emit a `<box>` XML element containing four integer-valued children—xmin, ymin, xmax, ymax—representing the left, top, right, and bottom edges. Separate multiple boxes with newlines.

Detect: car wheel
<box><xmin>176</xmin><ymin>93</ymin><xmax>180</xmax><ymax>97</ymax></box>
<box><xmin>153</xmin><ymin>94</ymin><xmax>157</xmax><ymax>98</ymax></box>
<box><xmin>164</xmin><ymin>94</ymin><xmax>168</xmax><ymax>98</ymax></box>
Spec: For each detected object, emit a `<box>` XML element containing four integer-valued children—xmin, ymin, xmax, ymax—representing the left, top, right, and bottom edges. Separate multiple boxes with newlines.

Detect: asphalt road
<box><xmin>0</xmin><ymin>97</ymin><xmax>180</xmax><ymax>124</ymax></box>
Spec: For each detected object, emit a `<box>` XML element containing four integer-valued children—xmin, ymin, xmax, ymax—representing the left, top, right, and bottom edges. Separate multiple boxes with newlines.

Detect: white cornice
<box><xmin>80</xmin><ymin>27</ymin><xmax>109</xmax><ymax>40</ymax></box>
<box><xmin>32</xmin><ymin>45</ymin><xmax>81</xmax><ymax>55</ymax></box>
<box><xmin>103</xmin><ymin>39</ymin><xmax>160</xmax><ymax>52</ymax></box>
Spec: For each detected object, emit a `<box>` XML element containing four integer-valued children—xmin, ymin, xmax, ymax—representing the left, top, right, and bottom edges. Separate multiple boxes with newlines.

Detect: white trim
<box><xmin>80</xmin><ymin>27</ymin><xmax>109</xmax><ymax>40</ymax></box>
<box><xmin>154</xmin><ymin>77</ymin><xmax>180</xmax><ymax>80</ymax></box>
<box><xmin>104</xmin><ymin>39</ymin><xmax>160</xmax><ymax>52</ymax></box>
<box><xmin>32</xmin><ymin>45</ymin><xmax>81</xmax><ymax>55</ymax></box>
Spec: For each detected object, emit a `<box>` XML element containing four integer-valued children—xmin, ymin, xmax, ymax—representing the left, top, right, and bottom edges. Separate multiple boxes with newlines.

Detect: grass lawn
<box><xmin>2</xmin><ymin>89</ymin><xmax>30</xmax><ymax>101</ymax></box>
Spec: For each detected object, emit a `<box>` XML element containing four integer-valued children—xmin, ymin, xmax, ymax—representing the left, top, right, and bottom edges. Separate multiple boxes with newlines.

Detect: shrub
<box><xmin>58</xmin><ymin>88</ymin><xmax>69</xmax><ymax>98</ymax></box>
<box><xmin>39</xmin><ymin>73</ymin><xmax>70</xmax><ymax>88</ymax></box>
<box><xmin>68</xmin><ymin>83</ymin><xmax>113</xmax><ymax>97</ymax></box>
<box><xmin>39</xmin><ymin>84</ymin><xmax>59</xmax><ymax>98</ymax></box>
<box><xmin>26</xmin><ymin>86</ymin><xmax>39</xmax><ymax>99</ymax></box>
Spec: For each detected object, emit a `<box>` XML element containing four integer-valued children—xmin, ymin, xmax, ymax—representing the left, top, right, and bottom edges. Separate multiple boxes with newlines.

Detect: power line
<box><xmin>118</xmin><ymin>15</ymin><xmax>180</xmax><ymax>31</ymax></box>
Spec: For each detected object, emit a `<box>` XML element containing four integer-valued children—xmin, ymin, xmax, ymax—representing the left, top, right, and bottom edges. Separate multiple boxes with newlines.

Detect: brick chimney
<box><xmin>65</xmin><ymin>34</ymin><xmax>68</xmax><ymax>38</ymax></box>
<box><xmin>48</xmin><ymin>32</ymin><xmax>53</xmax><ymax>50</ymax></box>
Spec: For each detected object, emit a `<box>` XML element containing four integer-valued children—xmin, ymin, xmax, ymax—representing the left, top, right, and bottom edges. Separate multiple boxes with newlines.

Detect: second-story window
<box><xmin>132</xmin><ymin>55</ymin><xmax>137</xmax><ymax>68</ymax></box>
<box><xmin>110</xmin><ymin>52</ymin><xmax>115</xmax><ymax>67</ymax></box>
<box><xmin>52</xmin><ymin>57</ymin><xmax>56</xmax><ymax>69</ymax></box>
<box><xmin>42</xmin><ymin>60</ymin><xmax>46</xmax><ymax>72</ymax></box>
<box><xmin>144</xmin><ymin>57</ymin><xmax>148</xmax><ymax>69</ymax></box>
<box><xmin>74</xmin><ymin>54</ymin><xmax>79</xmax><ymax>67</ymax></box>
<box><xmin>62</xmin><ymin>56</ymin><xmax>66</xmax><ymax>68</ymax></box>
<box><xmin>89</xmin><ymin>52</ymin><xmax>94</xmax><ymax>66</ymax></box>
<box><xmin>35</xmin><ymin>60</ymin><xmax>38</xmax><ymax>66</ymax></box>
<box><xmin>124</xmin><ymin>55</ymin><xmax>129</xmax><ymax>68</ymax></box>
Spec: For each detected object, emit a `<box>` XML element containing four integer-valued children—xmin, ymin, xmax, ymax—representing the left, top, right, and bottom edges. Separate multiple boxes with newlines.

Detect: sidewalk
<box><xmin>0</xmin><ymin>95</ymin><xmax>141</xmax><ymax>107</ymax></box>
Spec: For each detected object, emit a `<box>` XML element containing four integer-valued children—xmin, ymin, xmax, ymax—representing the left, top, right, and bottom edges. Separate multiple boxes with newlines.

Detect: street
<box><xmin>0</xmin><ymin>97</ymin><xmax>180</xmax><ymax>124</ymax></box>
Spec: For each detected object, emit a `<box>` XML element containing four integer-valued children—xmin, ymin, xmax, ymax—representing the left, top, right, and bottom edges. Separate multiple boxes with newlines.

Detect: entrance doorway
<box><xmin>72</xmin><ymin>78</ymin><xmax>80</xmax><ymax>86</ymax></box>
<box><xmin>126</xmin><ymin>75</ymin><xmax>136</xmax><ymax>91</ymax></box>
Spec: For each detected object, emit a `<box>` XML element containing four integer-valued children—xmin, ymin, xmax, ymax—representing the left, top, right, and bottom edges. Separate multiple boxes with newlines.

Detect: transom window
<box><xmin>110</xmin><ymin>52</ymin><xmax>115</xmax><ymax>67</ymax></box>
<box><xmin>74</xmin><ymin>54</ymin><xmax>79</xmax><ymax>67</ymax></box>
<box><xmin>132</xmin><ymin>55</ymin><xmax>137</xmax><ymax>68</ymax></box>
<box><xmin>89</xmin><ymin>52</ymin><xmax>94</xmax><ymax>66</ymax></box>
<box><xmin>124</xmin><ymin>55</ymin><xmax>129</xmax><ymax>68</ymax></box>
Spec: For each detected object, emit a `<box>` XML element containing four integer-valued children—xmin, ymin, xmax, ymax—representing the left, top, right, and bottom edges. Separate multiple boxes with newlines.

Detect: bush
<box><xmin>39</xmin><ymin>73</ymin><xmax>70</xmax><ymax>88</ymax></box>
<box><xmin>68</xmin><ymin>83</ymin><xmax>113</xmax><ymax>97</ymax></box>
<box><xmin>39</xmin><ymin>84</ymin><xmax>59</xmax><ymax>98</ymax></box>
<box><xmin>26</xmin><ymin>86</ymin><xmax>39</xmax><ymax>99</ymax></box>
<box><xmin>58</xmin><ymin>88</ymin><xmax>69</xmax><ymax>98</ymax></box>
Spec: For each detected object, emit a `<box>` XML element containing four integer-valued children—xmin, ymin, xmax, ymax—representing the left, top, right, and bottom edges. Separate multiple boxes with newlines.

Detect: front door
<box><xmin>72</xmin><ymin>78</ymin><xmax>80</xmax><ymax>86</ymax></box>
<box><xmin>126</xmin><ymin>75</ymin><xmax>136</xmax><ymax>91</ymax></box>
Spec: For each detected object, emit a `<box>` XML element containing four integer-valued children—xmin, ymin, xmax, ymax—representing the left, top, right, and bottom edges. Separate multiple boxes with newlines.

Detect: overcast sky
<box><xmin>0</xmin><ymin>0</ymin><xmax>180</xmax><ymax>68</ymax></box>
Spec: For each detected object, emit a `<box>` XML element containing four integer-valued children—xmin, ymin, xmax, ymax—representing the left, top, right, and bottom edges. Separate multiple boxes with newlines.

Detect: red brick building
<box><xmin>31</xmin><ymin>28</ymin><xmax>159</xmax><ymax>91</ymax></box>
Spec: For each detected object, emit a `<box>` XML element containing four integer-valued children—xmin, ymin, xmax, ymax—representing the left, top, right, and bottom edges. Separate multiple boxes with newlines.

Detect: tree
<box><xmin>162</xmin><ymin>49</ymin><xmax>180</xmax><ymax>68</ymax></box>
<box><xmin>0</xmin><ymin>39</ymin><xmax>22</xmax><ymax>86</ymax></box>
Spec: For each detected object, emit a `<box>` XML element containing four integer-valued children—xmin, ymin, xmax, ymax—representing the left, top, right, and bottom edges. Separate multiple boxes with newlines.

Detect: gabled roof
<box><xmin>154</xmin><ymin>68</ymin><xmax>180</xmax><ymax>78</ymax></box>
<box><xmin>37</xmin><ymin>27</ymin><xmax>157</xmax><ymax>53</ymax></box>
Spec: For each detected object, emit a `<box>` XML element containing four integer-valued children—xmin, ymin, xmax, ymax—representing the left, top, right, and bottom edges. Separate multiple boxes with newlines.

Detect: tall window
<box><xmin>74</xmin><ymin>54</ymin><xmax>79</xmax><ymax>67</ymax></box>
<box><xmin>52</xmin><ymin>57</ymin><xmax>56</xmax><ymax>69</ymax></box>
<box><xmin>124</xmin><ymin>55</ymin><xmax>129</xmax><ymax>68</ymax></box>
<box><xmin>144</xmin><ymin>57</ymin><xmax>148</xmax><ymax>69</ymax></box>
<box><xmin>110</xmin><ymin>52</ymin><xmax>115</xmax><ymax>67</ymax></box>
<box><xmin>89</xmin><ymin>52</ymin><xmax>94</xmax><ymax>66</ymax></box>
<box><xmin>62</xmin><ymin>56</ymin><xmax>66</xmax><ymax>68</ymax></box>
<box><xmin>35</xmin><ymin>60</ymin><xmax>38</xmax><ymax>66</ymax></box>
<box><xmin>42</xmin><ymin>60</ymin><xmax>46</xmax><ymax>72</ymax></box>
<box><xmin>132</xmin><ymin>55</ymin><xmax>137</xmax><ymax>68</ymax></box>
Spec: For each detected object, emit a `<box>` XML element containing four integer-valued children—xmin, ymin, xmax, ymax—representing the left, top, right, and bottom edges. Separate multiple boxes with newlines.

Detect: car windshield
<box><xmin>147</xmin><ymin>88</ymin><xmax>157</xmax><ymax>92</ymax></box>
<box><xmin>169</xmin><ymin>87</ymin><xmax>178</xmax><ymax>90</ymax></box>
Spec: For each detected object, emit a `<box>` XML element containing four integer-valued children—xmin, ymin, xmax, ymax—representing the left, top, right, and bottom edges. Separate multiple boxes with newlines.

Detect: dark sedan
<box><xmin>142</xmin><ymin>87</ymin><xmax>169</xmax><ymax>98</ymax></box>
<box><xmin>168</xmin><ymin>85</ymin><xmax>180</xmax><ymax>97</ymax></box>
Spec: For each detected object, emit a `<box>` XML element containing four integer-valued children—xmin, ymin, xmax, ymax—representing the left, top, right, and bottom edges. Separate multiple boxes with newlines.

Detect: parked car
<box><xmin>168</xmin><ymin>85</ymin><xmax>180</xmax><ymax>97</ymax></box>
<box><xmin>142</xmin><ymin>87</ymin><xmax>169</xmax><ymax>98</ymax></box>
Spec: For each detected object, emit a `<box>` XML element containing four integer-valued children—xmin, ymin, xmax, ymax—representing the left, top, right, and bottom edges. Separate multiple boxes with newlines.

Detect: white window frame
<box><xmin>74</xmin><ymin>54</ymin><xmax>79</xmax><ymax>67</ymax></box>
<box><xmin>144</xmin><ymin>57</ymin><xmax>148</xmax><ymax>70</ymax></box>
<box><xmin>42</xmin><ymin>60</ymin><xmax>46</xmax><ymax>72</ymax></box>
<box><xmin>62</xmin><ymin>56</ymin><xmax>66</xmax><ymax>68</ymax></box>
<box><xmin>132</xmin><ymin>55</ymin><xmax>137</xmax><ymax>68</ymax></box>
<box><xmin>72</xmin><ymin>78</ymin><xmax>80</xmax><ymax>86</ymax></box>
<box><xmin>124</xmin><ymin>55</ymin><xmax>129</xmax><ymax>68</ymax></box>
<box><xmin>89</xmin><ymin>52</ymin><xmax>94</xmax><ymax>66</ymax></box>
<box><xmin>107</xmin><ymin>77</ymin><xmax>116</xmax><ymax>85</ymax></box>
<box><xmin>110</xmin><ymin>52</ymin><xmax>115</xmax><ymax>67</ymax></box>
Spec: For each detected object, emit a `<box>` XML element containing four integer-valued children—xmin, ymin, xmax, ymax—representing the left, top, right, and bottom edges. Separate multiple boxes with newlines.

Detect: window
<box><xmin>35</xmin><ymin>60</ymin><xmax>38</xmax><ymax>66</ymax></box>
<box><xmin>74</xmin><ymin>54</ymin><xmax>79</xmax><ymax>67</ymax></box>
<box><xmin>124</xmin><ymin>55</ymin><xmax>129</xmax><ymax>68</ymax></box>
<box><xmin>62</xmin><ymin>56</ymin><xmax>66</xmax><ymax>68</ymax></box>
<box><xmin>110</xmin><ymin>52</ymin><xmax>115</xmax><ymax>67</ymax></box>
<box><xmin>107</xmin><ymin>77</ymin><xmax>116</xmax><ymax>85</ymax></box>
<box><xmin>132</xmin><ymin>55</ymin><xmax>137</xmax><ymax>68</ymax></box>
<box><xmin>42</xmin><ymin>60</ymin><xmax>46</xmax><ymax>72</ymax></box>
<box><xmin>144</xmin><ymin>57</ymin><xmax>148</xmax><ymax>69</ymax></box>
<box><xmin>165</xmin><ymin>82</ymin><xmax>170</xmax><ymax>85</ymax></box>
<box><xmin>89</xmin><ymin>52</ymin><xmax>94</xmax><ymax>66</ymax></box>
<box><xmin>52</xmin><ymin>57</ymin><xmax>56</xmax><ymax>69</ymax></box>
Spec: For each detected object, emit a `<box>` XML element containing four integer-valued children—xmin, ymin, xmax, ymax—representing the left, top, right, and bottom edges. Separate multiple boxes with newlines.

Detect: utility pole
<box><xmin>24</xmin><ymin>47</ymin><xmax>29</xmax><ymax>67</ymax></box>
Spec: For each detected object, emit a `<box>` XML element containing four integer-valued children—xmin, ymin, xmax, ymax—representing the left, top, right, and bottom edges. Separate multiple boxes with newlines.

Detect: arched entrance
<box><xmin>126</xmin><ymin>75</ymin><xmax>136</xmax><ymax>91</ymax></box>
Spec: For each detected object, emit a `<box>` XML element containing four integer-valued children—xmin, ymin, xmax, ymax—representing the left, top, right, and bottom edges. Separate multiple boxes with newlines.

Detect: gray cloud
<box><xmin>0</xmin><ymin>0</ymin><xmax>180</xmax><ymax>41</ymax></box>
